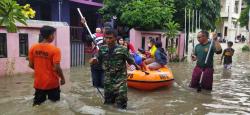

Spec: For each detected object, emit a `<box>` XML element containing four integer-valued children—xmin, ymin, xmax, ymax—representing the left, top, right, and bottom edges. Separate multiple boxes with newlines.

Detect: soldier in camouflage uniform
<box><xmin>89</xmin><ymin>28</ymin><xmax>140</xmax><ymax>109</ymax></box>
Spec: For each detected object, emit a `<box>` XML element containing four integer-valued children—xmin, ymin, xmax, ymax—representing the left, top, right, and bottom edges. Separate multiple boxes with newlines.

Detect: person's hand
<box><xmin>60</xmin><ymin>79</ymin><xmax>65</xmax><ymax>85</ymax></box>
<box><xmin>89</xmin><ymin>57</ymin><xmax>98</xmax><ymax>64</ymax></box>
<box><xmin>191</xmin><ymin>54</ymin><xmax>197</xmax><ymax>61</ymax></box>
<box><xmin>80</xmin><ymin>18</ymin><xmax>86</xmax><ymax>24</ymax></box>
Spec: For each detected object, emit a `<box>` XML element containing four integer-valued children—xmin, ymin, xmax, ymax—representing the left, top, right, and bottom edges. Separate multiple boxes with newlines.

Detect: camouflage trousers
<box><xmin>104</xmin><ymin>79</ymin><xmax>128</xmax><ymax>109</ymax></box>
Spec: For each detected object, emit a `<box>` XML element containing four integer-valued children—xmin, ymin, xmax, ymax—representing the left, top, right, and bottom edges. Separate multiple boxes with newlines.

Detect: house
<box><xmin>217</xmin><ymin>0</ymin><xmax>248</xmax><ymax>42</ymax></box>
<box><xmin>0</xmin><ymin>0</ymin><xmax>103</xmax><ymax>76</ymax></box>
<box><xmin>129</xmin><ymin>28</ymin><xmax>185</xmax><ymax>61</ymax></box>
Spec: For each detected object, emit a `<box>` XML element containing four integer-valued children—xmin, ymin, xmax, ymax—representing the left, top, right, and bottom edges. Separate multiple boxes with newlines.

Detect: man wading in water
<box><xmin>29</xmin><ymin>26</ymin><xmax>65</xmax><ymax>106</ymax></box>
<box><xmin>89</xmin><ymin>28</ymin><xmax>140</xmax><ymax>109</ymax></box>
<box><xmin>190</xmin><ymin>31</ymin><xmax>222</xmax><ymax>91</ymax></box>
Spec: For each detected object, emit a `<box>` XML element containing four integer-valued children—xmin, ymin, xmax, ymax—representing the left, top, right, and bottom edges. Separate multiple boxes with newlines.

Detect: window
<box><xmin>234</xmin><ymin>1</ymin><xmax>239</xmax><ymax>13</ymax></box>
<box><xmin>0</xmin><ymin>33</ymin><xmax>7</xmax><ymax>58</ymax></box>
<box><xmin>224</xmin><ymin>27</ymin><xmax>228</xmax><ymax>36</ymax></box>
<box><xmin>141</xmin><ymin>37</ymin><xmax>145</xmax><ymax>49</ymax></box>
<box><xmin>19</xmin><ymin>33</ymin><xmax>29</xmax><ymax>57</ymax></box>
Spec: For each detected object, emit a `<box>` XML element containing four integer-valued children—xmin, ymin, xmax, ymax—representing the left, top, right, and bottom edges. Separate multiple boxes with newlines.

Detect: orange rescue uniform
<box><xmin>29</xmin><ymin>43</ymin><xmax>61</xmax><ymax>90</ymax></box>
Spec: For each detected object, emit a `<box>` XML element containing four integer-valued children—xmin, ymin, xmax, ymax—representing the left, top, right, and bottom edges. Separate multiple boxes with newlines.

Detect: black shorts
<box><xmin>33</xmin><ymin>87</ymin><xmax>60</xmax><ymax>106</ymax></box>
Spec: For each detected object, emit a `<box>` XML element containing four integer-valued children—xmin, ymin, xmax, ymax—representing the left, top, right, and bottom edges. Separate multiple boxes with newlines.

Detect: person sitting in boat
<box><xmin>147</xmin><ymin>40</ymin><xmax>168</xmax><ymax>70</ymax></box>
<box><xmin>117</xmin><ymin>36</ymin><xmax>136</xmax><ymax>54</ymax></box>
<box><xmin>144</xmin><ymin>38</ymin><xmax>157</xmax><ymax>64</ymax></box>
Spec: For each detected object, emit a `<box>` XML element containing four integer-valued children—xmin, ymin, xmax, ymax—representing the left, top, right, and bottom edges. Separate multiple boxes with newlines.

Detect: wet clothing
<box><xmin>95</xmin><ymin>44</ymin><xmax>135</xmax><ymax>109</ymax></box>
<box><xmin>190</xmin><ymin>66</ymin><xmax>214</xmax><ymax>90</ymax></box>
<box><xmin>194</xmin><ymin>41</ymin><xmax>216</xmax><ymax>68</ymax></box>
<box><xmin>90</xmin><ymin>33</ymin><xmax>105</xmax><ymax>88</ymax></box>
<box><xmin>91</xmin><ymin>68</ymin><xmax>104</xmax><ymax>88</ymax></box>
<box><xmin>33</xmin><ymin>87</ymin><xmax>60</xmax><ymax>106</ymax></box>
<box><xmin>29</xmin><ymin>43</ymin><xmax>61</xmax><ymax>90</ymax></box>
<box><xmin>190</xmin><ymin>41</ymin><xmax>222</xmax><ymax>90</ymax></box>
<box><xmin>224</xmin><ymin>64</ymin><xmax>232</xmax><ymax>69</ymax></box>
<box><xmin>91</xmin><ymin>48</ymin><xmax>104</xmax><ymax>88</ymax></box>
<box><xmin>222</xmin><ymin>48</ymin><xmax>234</xmax><ymax>65</ymax></box>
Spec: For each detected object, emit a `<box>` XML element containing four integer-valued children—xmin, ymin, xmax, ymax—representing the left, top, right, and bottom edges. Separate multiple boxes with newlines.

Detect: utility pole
<box><xmin>248</xmin><ymin>8</ymin><xmax>250</xmax><ymax>43</ymax></box>
<box><xmin>185</xmin><ymin>7</ymin><xmax>187</xmax><ymax>54</ymax></box>
<box><xmin>58</xmin><ymin>0</ymin><xmax>62</xmax><ymax>21</ymax></box>
<box><xmin>188</xmin><ymin>9</ymin><xmax>191</xmax><ymax>53</ymax></box>
<box><xmin>199</xmin><ymin>11</ymin><xmax>201</xmax><ymax>30</ymax></box>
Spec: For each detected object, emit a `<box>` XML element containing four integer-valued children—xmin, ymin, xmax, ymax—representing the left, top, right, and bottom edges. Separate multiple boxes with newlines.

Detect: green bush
<box><xmin>242</xmin><ymin>45</ymin><xmax>250</xmax><ymax>51</ymax></box>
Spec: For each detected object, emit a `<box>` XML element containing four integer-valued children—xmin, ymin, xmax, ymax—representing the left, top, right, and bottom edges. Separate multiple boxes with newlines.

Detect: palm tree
<box><xmin>0</xmin><ymin>0</ymin><xmax>28</xmax><ymax>32</ymax></box>
<box><xmin>165</xmin><ymin>21</ymin><xmax>180</xmax><ymax>61</ymax></box>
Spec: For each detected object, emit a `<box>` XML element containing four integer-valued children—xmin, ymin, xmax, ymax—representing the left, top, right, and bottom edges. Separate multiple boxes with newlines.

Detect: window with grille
<box><xmin>0</xmin><ymin>33</ymin><xmax>7</xmax><ymax>58</ymax></box>
<box><xmin>19</xmin><ymin>33</ymin><xmax>29</xmax><ymax>57</ymax></box>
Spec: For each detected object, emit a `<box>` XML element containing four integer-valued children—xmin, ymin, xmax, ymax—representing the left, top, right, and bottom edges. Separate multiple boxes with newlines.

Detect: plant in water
<box><xmin>0</xmin><ymin>0</ymin><xmax>35</xmax><ymax>32</ymax></box>
<box><xmin>242</xmin><ymin>45</ymin><xmax>250</xmax><ymax>52</ymax></box>
<box><xmin>165</xmin><ymin>20</ymin><xmax>180</xmax><ymax>61</ymax></box>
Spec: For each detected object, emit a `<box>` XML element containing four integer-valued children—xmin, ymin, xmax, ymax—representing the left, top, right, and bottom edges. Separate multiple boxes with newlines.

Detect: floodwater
<box><xmin>0</xmin><ymin>44</ymin><xmax>250</xmax><ymax>115</ymax></box>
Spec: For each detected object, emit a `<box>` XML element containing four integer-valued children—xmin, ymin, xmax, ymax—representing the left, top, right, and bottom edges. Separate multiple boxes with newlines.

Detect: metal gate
<box><xmin>70</xmin><ymin>27</ymin><xmax>85</xmax><ymax>67</ymax></box>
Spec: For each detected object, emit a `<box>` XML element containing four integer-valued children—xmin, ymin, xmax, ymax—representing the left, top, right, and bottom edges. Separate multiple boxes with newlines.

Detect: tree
<box><xmin>0</xmin><ymin>0</ymin><xmax>35</xmax><ymax>32</ymax></box>
<box><xmin>120</xmin><ymin>0</ymin><xmax>175</xmax><ymax>30</ymax></box>
<box><xmin>100</xmin><ymin>0</ymin><xmax>175</xmax><ymax>30</ymax></box>
<box><xmin>99</xmin><ymin>0</ymin><xmax>131</xmax><ymax>26</ymax></box>
<box><xmin>239</xmin><ymin>0</ymin><xmax>250</xmax><ymax>28</ymax></box>
<box><xmin>172</xmin><ymin>0</ymin><xmax>220</xmax><ymax>30</ymax></box>
<box><xmin>165</xmin><ymin>21</ymin><xmax>179</xmax><ymax>61</ymax></box>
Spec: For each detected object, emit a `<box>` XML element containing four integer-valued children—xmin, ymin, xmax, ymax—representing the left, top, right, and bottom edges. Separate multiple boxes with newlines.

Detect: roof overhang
<box><xmin>69</xmin><ymin>0</ymin><xmax>103</xmax><ymax>7</ymax></box>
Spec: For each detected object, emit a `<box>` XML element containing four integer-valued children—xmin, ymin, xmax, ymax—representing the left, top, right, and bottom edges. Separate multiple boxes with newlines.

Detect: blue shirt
<box><xmin>155</xmin><ymin>48</ymin><xmax>167</xmax><ymax>65</ymax></box>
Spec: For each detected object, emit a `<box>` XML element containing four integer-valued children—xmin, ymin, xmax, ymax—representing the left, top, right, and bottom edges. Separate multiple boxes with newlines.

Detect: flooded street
<box><xmin>0</xmin><ymin>43</ymin><xmax>250</xmax><ymax>115</ymax></box>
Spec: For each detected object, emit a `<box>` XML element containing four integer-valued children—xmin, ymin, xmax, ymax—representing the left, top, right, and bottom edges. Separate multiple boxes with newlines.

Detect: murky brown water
<box><xmin>0</xmin><ymin>44</ymin><xmax>250</xmax><ymax>115</ymax></box>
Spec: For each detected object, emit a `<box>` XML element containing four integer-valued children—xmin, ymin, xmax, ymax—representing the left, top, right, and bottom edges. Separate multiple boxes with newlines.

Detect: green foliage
<box><xmin>244</xmin><ymin>0</ymin><xmax>250</xmax><ymax>4</ymax></box>
<box><xmin>100</xmin><ymin>0</ymin><xmax>175</xmax><ymax>30</ymax></box>
<box><xmin>101</xmin><ymin>0</ymin><xmax>220</xmax><ymax>30</ymax></box>
<box><xmin>121</xmin><ymin>0</ymin><xmax>175</xmax><ymax>30</ymax></box>
<box><xmin>168</xmin><ymin>47</ymin><xmax>176</xmax><ymax>54</ymax></box>
<box><xmin>172</xmin><ymin>0</ymin><xmax>220</xmax><ymax>30</ymax></box>
<box><xmin>242</xmin><ymin>45</ymin><xmax>250</xmax><ymax>51</ymax></box>
<box><xmin>99</xmin><ymin>0</ymin><xmax>131</xmax><ymax>25</ymax></box>
<box><xmin>0</xmin><ymin>0</ymin><xmax>28</xmax><ymax>32</ymax></box>
<box><xmin>238</xmin><ymin>5</ymin><xmax>250</xmax><ymax>27</ymax></box>
<box><xmin>165</xmin><ymin>21</ymin><xmax>180</xmax><ymax>39</ymax></box>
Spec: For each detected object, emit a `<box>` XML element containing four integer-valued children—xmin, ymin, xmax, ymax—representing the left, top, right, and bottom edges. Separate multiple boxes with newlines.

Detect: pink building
<box><xmin>0</xmin><ymin>20</ymin><xmax>70</xmax><ymax>77</ymax></box>
<box><xmin>129</xmin><ymin>28</ymin><xmax>185</xmax><ymax>61</ymax></box>
<box><xmin>129</xmin><ymin>28</ymin><xmax>167</xmax><ymax>51</ymax></box>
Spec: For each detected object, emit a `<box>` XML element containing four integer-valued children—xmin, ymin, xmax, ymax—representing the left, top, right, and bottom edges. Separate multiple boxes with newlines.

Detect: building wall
<box><xmin>218</xmin><ymin>0</ymin><xmax>248</xmax><ymax>42</ymax></box>
<box><xmin>0</xmin><ymin>20</ymin><xmax>70</xmax><ymax>77</ymax></box>
<box><xmin>129</xmin><ymin>28</ymin><xmax>185</xmax><ymax>60</ymax></box>
<box><xmin>129</xmin><ymin>29</ymin><xmax>166</xmax><ymax>51</ymax></box>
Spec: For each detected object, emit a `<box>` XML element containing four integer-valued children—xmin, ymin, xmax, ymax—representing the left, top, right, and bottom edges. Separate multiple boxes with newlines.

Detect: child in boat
<box><xmin>221</xmin><ymin>41</ymin><xmax>234</xmax><ymax>69</ymax></box>
<box><xmin>144</xmin><ymin>38</ymin><xmax>157</xmax><ymax>64</ymax></box>
<box><xmin>147</xmin><ymin>40</ymin><xmax>168</xmax><ymax>70</ymax></box>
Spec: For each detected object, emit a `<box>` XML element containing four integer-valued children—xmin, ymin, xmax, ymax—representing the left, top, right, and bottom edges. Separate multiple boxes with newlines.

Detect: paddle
<box><xmin>197</xmin><ymin>38</ymin><xmax>213</xmax><ymax>92</ymax></box>
<box><xmin>77</xmin><ymin>8</ymin><xmax>104</xmax><ymax>99</ymax></box>
<box><xmin>77</xmin><ymin>8</ymin><xmax>99</xmax><ymax>50</ymax></box>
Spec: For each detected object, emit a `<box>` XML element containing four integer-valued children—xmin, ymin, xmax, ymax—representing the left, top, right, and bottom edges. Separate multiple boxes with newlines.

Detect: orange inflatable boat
<box><xmin>127</xmin><ymin>66</ymin><xmax>174</xmax><ymax>90</ymax></box>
